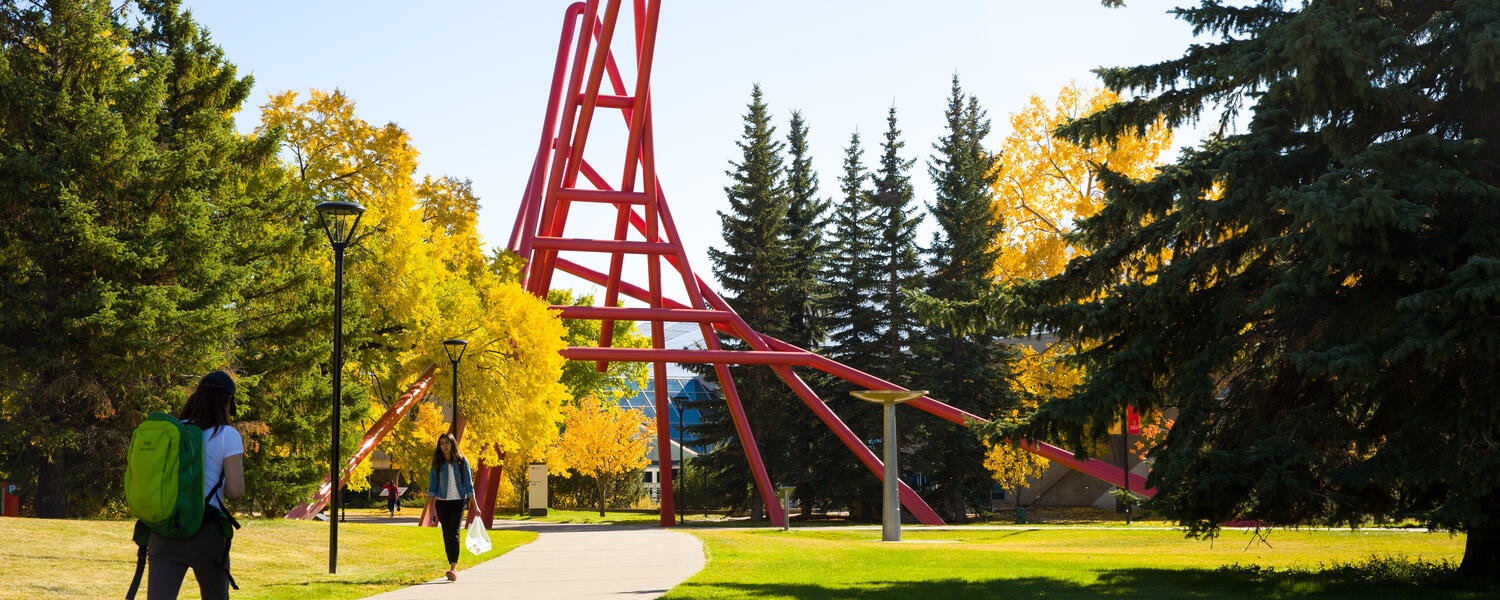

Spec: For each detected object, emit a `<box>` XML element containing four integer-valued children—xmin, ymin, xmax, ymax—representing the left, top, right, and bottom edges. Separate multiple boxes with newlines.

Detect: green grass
<box><xmin>0</xmin><ymin>517</ymin><xmax>534</xmax><ymax>600</ymax></box>
<box><xmin>666</xmin><ymin>527</ymin><xmax>1486</xmax><ymax>599</ymax></box>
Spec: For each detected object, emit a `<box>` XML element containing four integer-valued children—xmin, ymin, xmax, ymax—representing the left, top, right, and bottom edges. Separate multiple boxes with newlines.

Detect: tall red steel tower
<box><xmin>510</xmin><ymin>0</ymin><xmax>1152</xmax><ymax>527</ymax></box>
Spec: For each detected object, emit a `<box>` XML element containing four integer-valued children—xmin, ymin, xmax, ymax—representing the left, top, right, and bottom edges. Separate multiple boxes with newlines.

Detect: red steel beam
<box><xmin>560</xmin><ymin>348</ymin><xmax>812</xmax><ymax>366</ymax></box>
<box><xmin>558</xmin><ymin>188</ymin><xmax>649</xmax><ymax>205</ymax></box>
<box><xmin>516</xmin><ymin>2</ymin><xmax>586</xmax><ymax>264</ymax></box>
<box><xmin>531</xmin><ymin>236</ymin><xmax>680</xmax><ymax>254</ymax></box>
<box><xmin>553</xmin><ymin>305</ymin><xmax>733</xmax><ymax>323</ymax></box>
<box><xmin>588</xmin><ymin>93</ymin><xmax>634</xmax><ymax>109</ymax></box>
<box><xmin>527</xmin><ymin>0</ymin><xmax>599</xmax><ymax>293</ymax></box>
<box><xmin>287</xmin><ymin>364</ymin><xmax>439</xmax><ymax>519</ymax></box>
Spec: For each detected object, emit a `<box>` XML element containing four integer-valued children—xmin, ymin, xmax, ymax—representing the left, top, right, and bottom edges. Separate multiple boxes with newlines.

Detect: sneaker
<box><xmin>445</xmin><ymin>570</ymin><xmax>457</xmax><ymax>581</ymax></box>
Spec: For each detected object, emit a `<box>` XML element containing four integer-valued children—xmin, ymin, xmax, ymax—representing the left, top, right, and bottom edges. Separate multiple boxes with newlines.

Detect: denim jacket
<box><xmin>427</xmin><ymin>457</ymin><xmax>474</xmax><ymax>500</ymax></box>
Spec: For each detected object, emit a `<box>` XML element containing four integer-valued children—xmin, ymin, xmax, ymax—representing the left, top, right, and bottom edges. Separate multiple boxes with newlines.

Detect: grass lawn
<box><xmin>666</xmin><ymin>527</ymin><xmax>1488</xmax><ymax>599</ymax></box>
<box><xmin>0</xmin><ymin>517</ymin><xmax>534</xmax><ymax>600</ymax></box>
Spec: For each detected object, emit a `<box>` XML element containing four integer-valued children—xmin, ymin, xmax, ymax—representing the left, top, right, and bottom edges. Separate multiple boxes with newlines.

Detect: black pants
<box><xmin>147</xmin><ymin>525</ymin><xmax>228</xmax><ymax>600</ymax></box>
<box><xmin>436</xmin><ymin>499</ymin><xmax>466</xmax><ymax>564</ymax></box>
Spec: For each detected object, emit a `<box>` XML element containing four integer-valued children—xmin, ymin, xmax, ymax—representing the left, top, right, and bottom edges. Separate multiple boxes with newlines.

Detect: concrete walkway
<box><xmin>360</xmin><ymin>519</ymin><xmax>706</xmax><ymax>600</ymax></box>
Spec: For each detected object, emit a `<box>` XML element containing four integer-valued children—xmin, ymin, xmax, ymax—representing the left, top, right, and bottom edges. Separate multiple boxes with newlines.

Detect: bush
<box><xmin>1215</xmin><ymin>555</ymin><xmax>1463</xmax><ymax>587</ymax></box>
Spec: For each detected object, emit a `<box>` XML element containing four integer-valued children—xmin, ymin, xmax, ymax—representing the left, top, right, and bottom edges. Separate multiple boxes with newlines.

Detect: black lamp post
<box><xmin>316</xmin><ymin>199</ymin><xmax>364</xmax><ymax>575</ymax></box>
<box><xmin>1121</xmin><ymin>410</ymin><xmax>1132</xmax><ymax>525</ymax></box>
<box><xmin>672</xmin><ymin>397</ymin><xmax>686</xmax><ymax>525</ymax></box>
<box><xmin>443</xmin><ymin>339</ymin><xmax>468</xmax><ymax>436</ymax></box>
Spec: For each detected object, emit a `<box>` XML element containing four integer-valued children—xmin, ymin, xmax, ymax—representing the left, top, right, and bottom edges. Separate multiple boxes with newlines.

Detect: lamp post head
<box><xmin>850</xmin><ymin>390</ymin><xmax>928</xmax><ymax>404</ymax></box>
<box><xmin>315</xmin><ymin>200</ymin><xmax>366</xmax><ymax>247</ymax></box>
<box><xmin>443</xmin><ymin>338</ymin><xmax>468</xmax><ymax>363</ymax></box>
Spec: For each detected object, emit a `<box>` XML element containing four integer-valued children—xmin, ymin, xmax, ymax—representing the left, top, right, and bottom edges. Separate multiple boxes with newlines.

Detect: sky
<box><xmin>180</xmin><ymin>0</ymin><xmax>1214</xmax><ymax>321</ymax></box>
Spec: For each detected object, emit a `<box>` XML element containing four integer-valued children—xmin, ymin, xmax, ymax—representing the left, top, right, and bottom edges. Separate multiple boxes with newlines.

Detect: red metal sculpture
<box><xmin>511</xmin><ymin>0</ymin><xmax>1152</xmax><ymax>527</ymax></box>
<box><xmin>287</xmin><ymin>363</ymin><xmax>439</xmax><ymax>520</ymax></box>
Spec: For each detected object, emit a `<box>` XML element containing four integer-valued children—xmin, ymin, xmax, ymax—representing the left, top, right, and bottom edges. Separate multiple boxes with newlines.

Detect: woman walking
<box><xmin>148</xmin><ymin>371</ymin><xmax>244</xmax><ymax>600</ymax></box>
<box><xmin>427</xmin><ymin>433</ymin><xmax>477</xmax><ymax>581</ymax></box>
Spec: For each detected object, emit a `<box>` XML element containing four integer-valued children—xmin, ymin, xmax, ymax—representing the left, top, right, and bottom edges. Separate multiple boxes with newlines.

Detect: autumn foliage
<box><xmin>555</xmin><ymin>398</ymin><xmax>655</xmax><ymax>516</ymax></box>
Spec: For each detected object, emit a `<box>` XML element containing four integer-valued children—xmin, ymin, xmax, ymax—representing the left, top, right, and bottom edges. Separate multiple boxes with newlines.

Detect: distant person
<box><xmin>382</xmin><ymin>480</ymin><xmax>401</xmax><ymax>517</ymax></box>
<box><xmin>427</xmin><ymin>432</ymin><xmax>477</xmax><ymax>581</ymax></box>
<box><xmin>149</xmin><ymin>371</ymin><xmax>244</xmax><ymax>600</ymax></box>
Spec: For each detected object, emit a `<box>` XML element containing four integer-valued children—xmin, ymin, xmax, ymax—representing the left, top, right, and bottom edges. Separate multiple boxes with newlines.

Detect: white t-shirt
<box><xmin>441</xmin><ymin>463</ymin><xmax>461</xmax><ymax>501</ymax></box>
<box><xmin>188</xmin><ymin>422</ymin><xmax>244</xmax><ymax>510</ymax></box>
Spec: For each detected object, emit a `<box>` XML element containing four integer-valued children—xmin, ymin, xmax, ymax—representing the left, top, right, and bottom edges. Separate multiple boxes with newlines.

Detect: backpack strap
<box><xmin>125</xmin><ymin>521</ymin><xmax>150</xmax><ymax>600</ymax></box>
<box><xmin>203</xmin><ymin>474</ymin><xmax>241</xmax><ymax>591</ymax></box>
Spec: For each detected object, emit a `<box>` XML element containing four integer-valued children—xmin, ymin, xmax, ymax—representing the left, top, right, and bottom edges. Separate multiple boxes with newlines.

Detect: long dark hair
<box><xmin>179</xmin><ymin>387</ymin><xmax>232</xmax><ymax>437</ymax></box>
<box><xmin>431</xmin><ymin>432</ymin><xmax>463</xmax><ymax>470</ymax></box>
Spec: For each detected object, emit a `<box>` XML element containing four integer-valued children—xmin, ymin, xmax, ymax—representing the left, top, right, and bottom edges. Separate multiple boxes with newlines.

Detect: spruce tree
<box><xmin>702</xmin><ymin>84</ymin><xmax>794</xmax><ymax>519</ymax></box>
<box><xmin>778</xmin><ymin>110</ymin><xmax>830</xmax><ymax>351</ymax></box>
<box><xmin>816</xmin><ymin>130</ymin><xmax>886</xmax><ymax>518</ymax></box>
<box><xmin>951</xmin><ymin>0</ymin><xmax>1500</xmax><ymax>577</ymax></box>
<box><xmin>909</xmin><ymin>76</ymin><xmax>1014</xmax><ymax>522</ymax></box>
<box><xmin>867</xmin><ymin>107</ymin><xmax>926</xmax><ymax>383</ymax></box>
<box><xmin>0</xmin><ymin>0</ymin><xmax>267</xmax><ymax>516</ymax></box>
<box><xmin>824</xmin><ymin>132</ymin><xmax>880</xmax><ymax>371</ymax></box>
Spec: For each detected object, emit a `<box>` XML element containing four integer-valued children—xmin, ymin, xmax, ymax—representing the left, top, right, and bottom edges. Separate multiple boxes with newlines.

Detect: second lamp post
<box><xmin>443</xmin><ymin>339</ymin><xmax>467</xmax><ymax>436</ymax></box>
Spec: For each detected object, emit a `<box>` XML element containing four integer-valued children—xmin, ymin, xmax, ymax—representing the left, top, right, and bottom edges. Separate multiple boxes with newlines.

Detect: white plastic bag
<box><xmin>465</xmin><ymin>517</ymin><xmax>492</xmax><ymax>555</ymax></box>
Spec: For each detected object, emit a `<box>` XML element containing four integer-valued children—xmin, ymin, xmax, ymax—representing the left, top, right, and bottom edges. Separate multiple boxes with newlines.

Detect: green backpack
<box><xmin>123</xmin><ymin>412</ymin><xmax>239</xmax><ymax>599</ymax></box>
<box><xmin>125</xmin><ymin>412</ymin><xmax>206</xmax><ymax>537</ymax></box>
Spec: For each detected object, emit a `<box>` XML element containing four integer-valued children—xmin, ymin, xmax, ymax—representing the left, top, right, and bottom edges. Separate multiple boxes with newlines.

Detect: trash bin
<box><xmin>1015</xmin><ymin>506</ymin><xmax>1026</xmax><ymax>525</ymax></box>
<box><xmin>2</xmin><ymin>482</ymin><xmax>18</xmax><ymax>517</ymax></box>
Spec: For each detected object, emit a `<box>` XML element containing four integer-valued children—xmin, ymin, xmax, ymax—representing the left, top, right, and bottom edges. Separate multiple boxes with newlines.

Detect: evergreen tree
<box><xmin>224</xmin><ymin>157</ymin><xmax>340</xmax><ymax>517</ymax></box>
<box><xmin>776</xmin><ymin>110</ymin><xmax>839</xmax><ymax>516</ymax></box>
<box><xmin>950</xmin><ymin>0</ymin><xmax>1500</xmax><ymax>577</ymax></box>
<box><xmin>814</xmin><ymin>129</ymin><xmax>890</xmax><ymax>519</ymax></box>
<box><xmin>701</xmin><ymin>84</ymin><xmax>794</xmax><ymax>519</ymax></box>
<box><xmin>867</xmin><ymin>107</ymin><xmax>926</xmax><ymax>382</ymax></box>
<box><xmin>0</xmin><ymin>0</ymin><xmax>267</xmax><ymax>516</ymax></box>
<box><xmin>824</xmin><ymin>132</ymin><xmax>881</xmax><ymax>370</ymax></box>
<box><xmin>909</xmin><ymin>76</ymin><xmax>1014</xmax><ymax>522</ymax></box>
<box><xmin>778</xmin><ymin>110</ymin><xmax>830</xmax><ymax>350</ymax></box>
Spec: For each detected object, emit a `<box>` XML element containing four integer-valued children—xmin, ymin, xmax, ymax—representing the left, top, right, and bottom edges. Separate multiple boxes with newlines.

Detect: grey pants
<box><xmin>147</xmin><ymin>525</ymin><xmax>229</xmax><ymax>600</ymax></box>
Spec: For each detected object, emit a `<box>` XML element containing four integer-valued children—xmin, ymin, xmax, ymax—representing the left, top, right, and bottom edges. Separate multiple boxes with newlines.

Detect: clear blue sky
<box><xmin>182</xmin><ymin>0</ymin><xmax>1211</xmax><ymax>307</ymax></box>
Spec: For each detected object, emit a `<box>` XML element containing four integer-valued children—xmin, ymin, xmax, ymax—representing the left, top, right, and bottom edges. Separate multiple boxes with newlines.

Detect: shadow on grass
<box><xmin>666</xmin><ymin>567</ymin><xmax>1494</xmax><ymax>600</ymax></box>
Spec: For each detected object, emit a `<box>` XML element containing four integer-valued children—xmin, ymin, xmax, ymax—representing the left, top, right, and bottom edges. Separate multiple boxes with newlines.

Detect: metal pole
<box><xmin>675</xmin><ymin>402</ymin><xmax>684</xmax><ymax>525</ymax></box>
<box><xmin>451</xmin><ymin>359</ymin><xmax>460</xmax><ymax>435</ymax></box>
<box><xmin>882</xmin><ymin>401</ymin><xmax>899</xmax><ymax>542</ymax></box>
<box><xmin>330</xmin><ymin>242</ymin><xmax>344</xmax><ymax>574</ymax></box>
<box><xmin>1121</xmin><ymin>411</ymin><xmax>1131</xmax><ymax>525</ymax></box>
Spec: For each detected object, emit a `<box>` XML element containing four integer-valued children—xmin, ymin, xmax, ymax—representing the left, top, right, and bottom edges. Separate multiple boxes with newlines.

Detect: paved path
<box><xmin>360</xmin><ymin>520</ymin><xmax>706</xmax><ymax>600</ymax></box>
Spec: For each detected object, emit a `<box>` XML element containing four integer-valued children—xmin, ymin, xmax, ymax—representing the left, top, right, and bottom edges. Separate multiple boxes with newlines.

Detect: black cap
<box><xmin>199</xmin><ymin>370</ymin><xmax>236</xmax><ymax>397</ymax></box>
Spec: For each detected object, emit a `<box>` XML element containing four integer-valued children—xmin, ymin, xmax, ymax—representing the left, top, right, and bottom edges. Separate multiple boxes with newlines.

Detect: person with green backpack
<box><xmin>124</xmin><ymin>370</ymin><xmax>244</xmax><ymax>600</ymax></box>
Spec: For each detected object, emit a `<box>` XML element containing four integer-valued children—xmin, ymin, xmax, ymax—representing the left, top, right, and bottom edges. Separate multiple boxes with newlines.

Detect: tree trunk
<box><xmin>1460</xmin><ymin>494</ymin><xmax>1500</xmax><ymax>580</ymax></box>
<box><xmin>751</xmin><ymin>491</ymin><xmax>764</xmax><ymax>521</ymax></box>
<box><xmin>597</xmin><ymin>476</ymin><xmax>607</xmax><ymax>517</ymax></box>
<box><xmin>948</xmin><ymin>486</ymin><xmax>969</xmax><ymax>524</ymax></box>
<box><xmin>36</xmin><ymin>452</ymin><xmax>67</xmax><ymax>518</ymax></box>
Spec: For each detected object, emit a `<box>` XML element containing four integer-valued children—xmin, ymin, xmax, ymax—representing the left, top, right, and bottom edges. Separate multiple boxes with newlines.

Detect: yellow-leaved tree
<box><xmin>556</xmin><ymin>398</ymin><xmax>654</xmax><ymax>516</ymax></box>
<box><xmin>983</xmin><ymin>344</ymin><xmax>1085</xmax><ymax>510</ymax></box>
<box><xmin>992</xmin><ymin>82</ymin><xmax>1173</xmax><ymax>282</ymax></box>
<box><xmin>984</xmin><ymin>83</ymin><xmax>1172</xmax><ymax>498</ymax></box>
<box><xmin>260</xmin><ymin>89</ymin><xmax>569</xmax><ymax>496</ymax></box>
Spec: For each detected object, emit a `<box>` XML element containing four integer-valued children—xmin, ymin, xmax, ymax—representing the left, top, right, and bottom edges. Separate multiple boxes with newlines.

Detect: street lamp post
<box><xmin>672</xmin><ymin>398</ymin><xmax>685</xmax><ymax>525</ymax></box>
<box><xmin>316</xmin><ymin>199</ymin><xmax>365</xmax><ymax>575</ymax></box>
<box><xmin>443</xmin><ymin>339</ymin><xmax>468</xmax><ymax>436</ymax></box>
<box><xmin>850</xmin><ymin>389</ymin><xmax>927</xmax><ymax>542</ymax></box>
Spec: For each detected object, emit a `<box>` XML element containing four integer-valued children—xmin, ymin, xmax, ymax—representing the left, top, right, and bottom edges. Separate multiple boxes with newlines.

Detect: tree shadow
<box><xmin>665</xmin><ymin>568</ymin><xmax>1494</xmax><ymax>600</ymax></box>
